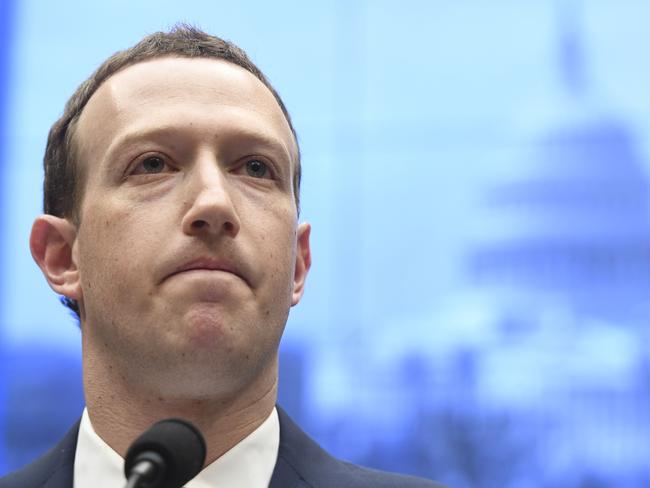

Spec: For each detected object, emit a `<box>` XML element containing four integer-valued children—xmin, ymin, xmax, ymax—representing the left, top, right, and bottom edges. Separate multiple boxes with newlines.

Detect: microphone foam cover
<box><xmin>124</xmin><ymin>418</ymin><xmax>207</xmax><ymax>488</ymax></box>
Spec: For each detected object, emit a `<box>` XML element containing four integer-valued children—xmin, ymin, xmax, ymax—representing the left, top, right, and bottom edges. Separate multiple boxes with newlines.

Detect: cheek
<box><xmin>76</xmin><ymin>205</ymin><xmax>157</xmax><ymax>301</ymax></box>
<box><xmin>256</xmin><ymin>219</ymin><xmax>298</xmax><ymax>292</ymax></box>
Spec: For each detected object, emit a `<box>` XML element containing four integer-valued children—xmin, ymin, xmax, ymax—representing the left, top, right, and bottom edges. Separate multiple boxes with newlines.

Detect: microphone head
<box><xmin>124</xmin><ymin>418</ymin><xmax>207</xmax><ymax>488</ymax></box>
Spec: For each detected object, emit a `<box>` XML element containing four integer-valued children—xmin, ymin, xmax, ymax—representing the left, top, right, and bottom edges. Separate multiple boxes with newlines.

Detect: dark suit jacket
<box><xmin>0</xmin><ymin>407</ymin><xmax>445</xmax><ymax>487</ymax></box>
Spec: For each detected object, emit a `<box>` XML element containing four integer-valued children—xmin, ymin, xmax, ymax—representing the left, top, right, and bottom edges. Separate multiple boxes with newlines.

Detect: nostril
<box><xmin>189</xmin><ymin>219</ymin><xmax>236</xmax><ymax>233</ymax></box>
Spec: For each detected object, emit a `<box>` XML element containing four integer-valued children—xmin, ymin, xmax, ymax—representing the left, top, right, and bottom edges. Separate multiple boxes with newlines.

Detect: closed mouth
<box><xmin>165</xmin><ymin>258</ymin><xmax>246</xmax><ymax>285</ymax></box>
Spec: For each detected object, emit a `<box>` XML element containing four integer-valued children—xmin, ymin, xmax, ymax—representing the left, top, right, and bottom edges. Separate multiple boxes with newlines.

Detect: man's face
<box><xmin>69</xmin><ymin>57</ymin><xmax>310</xmax><ymax>396</ymax></box>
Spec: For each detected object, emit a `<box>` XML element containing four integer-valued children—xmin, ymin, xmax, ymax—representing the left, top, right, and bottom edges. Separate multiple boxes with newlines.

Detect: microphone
<box><xmin>123</xmin><ymin>418</ymin><xmax>207</xmax><ymax>488</ymax></box>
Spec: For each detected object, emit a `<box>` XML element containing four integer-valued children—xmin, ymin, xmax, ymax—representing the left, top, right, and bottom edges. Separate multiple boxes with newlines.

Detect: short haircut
<box><xmin>42</xmin><ymin>24</ymin><xmax>301</xmax><ymax>319</ymax></box>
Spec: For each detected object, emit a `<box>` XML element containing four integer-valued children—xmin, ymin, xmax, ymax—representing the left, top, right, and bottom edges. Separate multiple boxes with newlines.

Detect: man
<box><xmin>1</xmin><ymin>25</ymin><xmax>445</xmax><ymax>487</ymax></box>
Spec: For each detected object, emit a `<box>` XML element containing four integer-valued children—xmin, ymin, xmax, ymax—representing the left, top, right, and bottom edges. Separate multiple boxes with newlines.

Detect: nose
<box><xmin>181</xmin><ymin>159</ymin><xmax>241</xmax><ymax>238</ymax></box>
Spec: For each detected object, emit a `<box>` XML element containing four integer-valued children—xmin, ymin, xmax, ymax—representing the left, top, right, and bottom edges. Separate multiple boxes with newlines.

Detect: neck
<box><xmin>82</xmin><ymin>348</ymin><xmax>278</xmax><ymax>465</ymax></box>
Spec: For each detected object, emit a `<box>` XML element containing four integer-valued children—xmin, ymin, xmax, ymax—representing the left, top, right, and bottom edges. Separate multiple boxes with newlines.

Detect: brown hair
<box><xmin>43</xmin><ymin>24</ymin><xmax>301</xmax><ymax>318</ymax></box>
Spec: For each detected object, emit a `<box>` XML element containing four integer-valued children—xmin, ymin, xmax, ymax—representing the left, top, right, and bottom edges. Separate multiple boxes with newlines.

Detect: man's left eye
<box><xmin>245</xmin><ymin>159</ymin><xmax>270</xmax><ymax>179</ymax></box>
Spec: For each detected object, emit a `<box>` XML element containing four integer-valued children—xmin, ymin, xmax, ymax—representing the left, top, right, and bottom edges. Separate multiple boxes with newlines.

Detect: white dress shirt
<box><xmin>73</xmin><ymin>407</ymin><xmax>280</xmax><ymax>488</ymax></box>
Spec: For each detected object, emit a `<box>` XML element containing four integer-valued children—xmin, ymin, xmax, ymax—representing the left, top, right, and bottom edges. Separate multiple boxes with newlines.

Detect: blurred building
<box><xmin>300</xmin><ymin>7</ymin><xmax>650</xmax><ymax>488</ymax></box>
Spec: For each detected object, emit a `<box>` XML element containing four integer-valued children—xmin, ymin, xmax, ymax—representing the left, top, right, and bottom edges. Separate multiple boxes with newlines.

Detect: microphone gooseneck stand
<box><xmin>124</xmin><ymin>451</ymin><xmax>166</xmax><ymax>488</ymax></box>
<box><xmin>123</xmin><ymin>418</ymin><xmax>207</xmax><ymax>488</ymax></box>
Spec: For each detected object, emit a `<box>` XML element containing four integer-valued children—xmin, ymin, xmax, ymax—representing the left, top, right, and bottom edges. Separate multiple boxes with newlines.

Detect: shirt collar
<box><xmin>73</xmin><ymin>406</ymin><xmax>280</xmax><ymax>488</ymax></box>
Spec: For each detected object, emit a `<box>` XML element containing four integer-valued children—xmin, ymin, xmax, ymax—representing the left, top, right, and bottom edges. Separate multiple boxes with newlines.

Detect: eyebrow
<box><xmin>104</xmin><ymin>124</ymin><xmax>295</xmax><ymax>167</ymax></box>
<box><xmin>222</xmin><ymin>129</ymin><xmax>294</xmax><ymax>165</ymax></box>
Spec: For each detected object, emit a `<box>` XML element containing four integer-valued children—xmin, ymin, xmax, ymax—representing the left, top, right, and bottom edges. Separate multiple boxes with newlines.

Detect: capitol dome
<box><xmin>467</xmin><ymin>20</ymin><xmax>650</xmax><ymax>315</ymax></box>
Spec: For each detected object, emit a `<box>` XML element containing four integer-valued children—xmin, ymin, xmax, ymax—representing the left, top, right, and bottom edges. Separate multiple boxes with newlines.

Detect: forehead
<box><xmin>74</xmin><ymin>56</ymin><xmax>297</xmax><ymax>167</ymax></box>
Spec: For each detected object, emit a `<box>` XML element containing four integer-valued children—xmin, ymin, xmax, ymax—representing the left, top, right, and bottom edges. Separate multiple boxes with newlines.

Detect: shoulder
<box><xmin>317</xmin><ymin>459</ymin><xmax>447</xmax><ymax>487</ymax></box>
<box><xmin>0</xmin><ymin>422</ymin><xmax>79</xmax><ymax>488</ymax></box>
<box><xmin>273</xmin><ymin>407</ymin><xmax>448</xmax><ymax>488</ymax></box>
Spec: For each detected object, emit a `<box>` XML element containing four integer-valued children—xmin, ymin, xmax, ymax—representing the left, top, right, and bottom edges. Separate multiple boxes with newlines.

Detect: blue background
<box><xmin>2</xmin><ymin>1</ymin><xmax>650</xmax><ymax>487</ymax></box>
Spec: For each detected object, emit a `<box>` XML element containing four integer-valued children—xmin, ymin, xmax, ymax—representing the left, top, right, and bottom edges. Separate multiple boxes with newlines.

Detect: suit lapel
<box><xmin>268</xmin><ymin>454</ymin><xmax>305</xmax><ymax>488</ymax></box>
<box><xmin>269</xmin><ymin>407</ymin><xmax>310</xmax><ymax>488</ymax></box>
<box><xmin>270</xmin><ymin>407</ymin><xmax>335</xmax><ymax>488</ymax></box>
<box><xmin>41</xmin><ymin>461</ymin><xmax>74</xmax><ymax>488</ymax></box>
<box><xmin>40</xmin><ymin>422</ymin><xmax>78</xmax><ymax>488</ymax></box>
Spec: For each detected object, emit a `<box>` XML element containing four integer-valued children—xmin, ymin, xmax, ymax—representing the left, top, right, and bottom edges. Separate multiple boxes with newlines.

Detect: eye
<box><xmin>130</xmin><ymin>155</ymin><xmax>174</xmax><ymax>175</ymax></box>
<box><xmin>245</xmin><ymin>159</ymin><xmax>270</xmax><ymax>179</ymax></box>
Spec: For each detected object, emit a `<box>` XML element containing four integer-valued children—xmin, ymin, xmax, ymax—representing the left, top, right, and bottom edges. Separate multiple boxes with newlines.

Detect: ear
<box><xmin>29</xmin><ymin>215</ymin><xmax>82</xmax><ymax>302</ymax></box>
<box><xmin>291</xmin><ymin>222</ymin><xmax>311</xmax><ymax>306</ymax></box>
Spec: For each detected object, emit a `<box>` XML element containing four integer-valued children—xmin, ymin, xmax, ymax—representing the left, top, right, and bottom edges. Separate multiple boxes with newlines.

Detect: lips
<box><xmin>164</xmin><ymin>257</ymin><xmax>247</xmax><ymax>285</ymax></box>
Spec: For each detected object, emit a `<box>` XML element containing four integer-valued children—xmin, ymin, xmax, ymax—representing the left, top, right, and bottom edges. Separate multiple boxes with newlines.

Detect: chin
<box><xmin>180</xmin><ymin>304</ymin><xmax>240</xmax><ymax>343</ymax></box>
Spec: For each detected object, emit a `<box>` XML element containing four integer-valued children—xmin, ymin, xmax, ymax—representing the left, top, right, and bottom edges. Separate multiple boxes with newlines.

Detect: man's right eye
<box><xmin>131</xmin><ymin>155</ymin><xmax>172</xmax><ymax>175</ymax></box>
